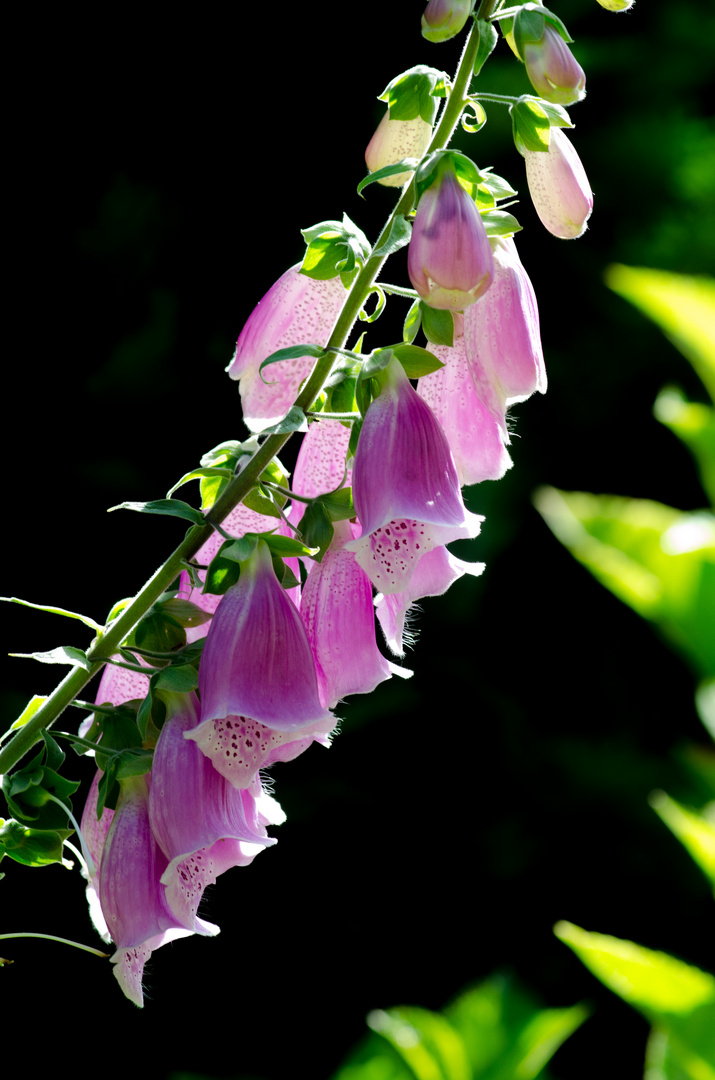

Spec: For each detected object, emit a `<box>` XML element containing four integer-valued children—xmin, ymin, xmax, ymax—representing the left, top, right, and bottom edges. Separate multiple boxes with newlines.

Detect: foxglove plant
<box><xmin>0</xmin><ymin>0</ymin><xmax>624</xmax><ymax>1009</ymax></box>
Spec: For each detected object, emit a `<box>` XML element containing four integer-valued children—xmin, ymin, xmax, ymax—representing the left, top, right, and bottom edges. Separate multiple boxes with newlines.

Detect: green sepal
<box><xmin>348</xmin><ymin>417</ymin><xmax>364</xmax><ymax>461</ymax></box>
<box><xmin>421</xmin><ymin>305</ymin><xmax>454</xmax><ymax>348</ymax></box>
<box><xmin>298</xmin><ymin>502</ymin><xmax>334</xmax><ymax>563</ymax></box>
<box><xmin>403</xmin><ymin>299</ymin><xmax>422</xmax><ymax>344</ymax></box>
<box><xmin>0</xmin><ymin>818</ymin><xmax>73</xmax><ymax>868</ymax></box>
<box><xmin>256</xmin><ymin>406</ymin><xmax>309</xmax><ymax>435</ymax></box>
<box><xmin>300</xmin><ymin>214</ymin><xmax>370</xmax><ymax>284</ymax></box>
<box><xmin>9</xmin><ymin>645</ymin><xmax>91</xmax><ymax>671</ymax></box>
<box><xmin>2</xmin><ymin>755</ymin><xmax>80</xmax><ymax>830</ymax></box>
<box><xmin>108</xmin><ymin>498</ymin><xmax>206</xmax><ymax>528</ymax></box>
<box><xmin>94</xmin><ymin>713</ymin><xmax>143</xmax><ymax>775</ymax></box>
<box><xmin>0</xmin><ymin>597</ymin><xmax>101</xmax><ymax>632</ymax></box>
<box><xmin>377</xmin><ymin>64</ymin><xmax>448</xmax><ymax>124</ymax></box>
<box><xmin>97</xmin><ymin>747</ymin><xmax>153</xmax><ymax>814</ymax></box>
<box><xmin>242</xmin><ymin>484</ymin><xmax>284</xmax><ymax>519</ymax></box>
<box><xmin>415</xmin><ymin>150</ymin><xmax>486</xmax><ymax>202</ymax></box>
<box><xmin>357</xmin><ymin>160</ymin><xmax>419</xmax><ymax>196</ymax></box>
<box><xmin>478</xmin><ymin>167</ymin><xmax>519</xmax><ymax>204</ymax></box>
<box><xmin>473</xmin><ymin>18</ymin><xmax>498</xmax><ymax>76</ymax></box>
<box><xmin>511</xmin><ymin>95</ymin><xmax>551</xmax><ymax>155</ymax></box>
<box><xmin>372</xmin><ymin>215</ymin><xmax>412</xmax><ymax>259</ymax></box>
<box><xmin>512</xmin><ymin>4</ymin><xmax>573</xmax><ymax>57</ymax></box>
<box><xmin>538</xmin><ymin>99</ymin><xmax>573</xmax><ymax>128</ymax></box>
<box><xmin>393</xmin><ymin>343</ymin><xmax>445</xmax><ymax>377</ymax></box>
<box><xmin>261</xmin><ymin>533</ymin><xmax>319</xmax><ymax>559</ymax></box>
<box><xmin>482</xmin><ymin>209</ymin><xmax>523</xmax><ymax>238</ymax></box>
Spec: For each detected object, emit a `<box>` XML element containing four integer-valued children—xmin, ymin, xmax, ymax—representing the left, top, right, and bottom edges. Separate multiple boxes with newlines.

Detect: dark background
<box><xmin>3</xmin><ymin>2</ymin><xmax>713</xmax><ymax>1077</ymax></box>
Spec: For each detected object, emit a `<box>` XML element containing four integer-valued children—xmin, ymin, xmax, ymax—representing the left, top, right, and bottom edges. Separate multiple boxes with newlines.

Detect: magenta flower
<box><xmin>417</xmin><ymin>328</ymin><xmax>512</xmax><ymax>487</ymax></box>
<box><xmin>421</xmin><ymin>0</ymin><xmax>472</xmax><ymax>43</ymax></box>
<box><xmin>523</xmin><ymin>25</ymin><xmax>586</xmax><ymax>105</ymax></box>
<box><xmin>524</xmin><ymin>127</ymin><xmax>593</xmax><ymax>239</ymax></box>
<box><xmin>199</xmin><ymin>538</ymin><xmax>333</xmax><ymax>731</ymax></box>
<box><xmin>227</xmin><ymin>264</ymin><xmax>345</xmax><ymax>431</ymax></box>
<box><xmin>365</xmin><ymin>109</ymin><xmax>432</xmax><ymax>187</ymax></box>
<box><xmin>463</xmin><ymin>236</ymin><xmax>546</xmax><ymax>406</ymax></box>
<box><xmin>408</xmin><ymin>166</ymin><xmax>494</xmax><ymax>311</ymax></box>
<box><xmin>352</xmin><ymin>355</ymin><xmax>466</xmax><ymax>537</ymax></box>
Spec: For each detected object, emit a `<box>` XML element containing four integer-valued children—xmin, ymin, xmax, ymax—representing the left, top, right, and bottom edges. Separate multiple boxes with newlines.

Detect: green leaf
<box><xmin>421</xmin><ymin>305</ymin><xmax>454</xmax><ymax>348</ymax></box>
<box><xmin>320</xmin><ymin>487</ymin><xmax>355</xmax><ymax>522</ymax></box>
<box><xmin>473</xmin><ymin>18</ymin><xmax>498</xmax><ymax>77</ymax></box>
<box><xmin>262</xmin><ymin>534</ymin><xmax>319</xmax><ymax>559</ymax></box>
<box><xmin>378</xmin><ymin>64</ymin><xmax>447</xmax><ymax>123</ymax></box>
<box><xmin>554</xmin><ymin>922</ymin><xmax>715</xmax><ymax>1016</ymax></box>
<box><xmin>108</xmin><ymin>498</ymin><xmax>206</xmax><ymax>528</ymax></box>
<box><xmin>0</xmin><ymin>819</ymin><xmax>72</xmax><ymax>868</ymax></box>
<box><xmin>299</xmin><ymin>502</ymin><xmax>334</xmax><ymax>562</ymax></box>
<box><xmin>0</xmin><ymin>597</ymin><xmax>102</xmax><ymax>632</ymax></box>
<box><xmin>403</xmin><ymin>299</ymin><xmax>422</xmax><ymax>344</ymax></box>
<box><xmin>165</xmin><ymin>467</ymin><xmax>234</xmax><ymax>500</ymax></box>
<box><xmin>256</xmin><ymin>406</ymin><xmax>309</xmax><ymax>435</ymax></box>
<box><xmin>258</xmin><ymin>345</ymin><xmax>325</xmax><ymax>386</ymax></box>
<box><xmin>605</xmin><ymin>266</ymin><xmax>715</xmax><ymax>404</ymax></box>
<box><xmin>392</xmin><ymin>344</ymin><xmax>445</xmax><ymax>378</ymax></box>
<box><xmin>650</xmin><ymin>790</ymin><xmax>715</xmax><ymax>889</ymax></box>
<box><xmin>367</xmin><ymin>1006</ymin><xmax>471</xmax><ymax>1080</ymax></box>
<box><xmin>203</xmin><ymin>553</ymin><xmax>242</xmax><ymax>596</ymax></box>
<box><xmin>358</xmin><ymin>159</ymin><xmax>419</xmax><ymax>196</ymax></box>
<box><xmin>9</xmin><ymin>646</ymin><xmax>91</xmax><ymax>671</ymax></box>
<box><xmin>654</xmin><ymin>387</ymin><xmax>715</xmax><ymax>506</ymax></box>
<box><xmin>242</xmin><ymin>486</ymin><xmax>283</xmax><ymax>519</ymax></box>
<box><xmin>372</xmin><ymin>215</ymin><xmax>412</xmax><ymax>259</ymax></box>
<box><xmin>2</xmin><ymin>695</ymin><xmax>47</xmax><ymax>744</ymax></box>
<box><xmin>153</xmin><ymin>665</ymin><xmax>199</xmax><ymax>693</ymax></box>
<box><xmin>533</xmin><ymin>487</ymin><xmax>715</xmax><ymax>679</ymax></box>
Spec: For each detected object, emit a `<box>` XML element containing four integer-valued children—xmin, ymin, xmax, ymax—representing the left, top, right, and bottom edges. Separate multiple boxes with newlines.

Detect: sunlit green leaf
<box><xmin>650</xmin><ymin>790</ymin><xmax>715</xmax><ymax>890</ymax></box>
<box><xmin>108</xmin><ymin>498</ymin><xmax>206</xmax><ymax>527</ymax></box>
<box><xmin>0</xmin><ymin>597</ymin><xmax>102</xmax><ymax>632</ymax></box>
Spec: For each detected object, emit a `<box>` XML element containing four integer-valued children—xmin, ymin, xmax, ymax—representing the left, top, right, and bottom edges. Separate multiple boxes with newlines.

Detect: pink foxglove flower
<box><xmin>463</xmin><ymin>236</ymin><xmax>546</xmax><ymax>407</ymax></box>
<box><xmin>98</xmin><ymin>774</ymin><xmax>214</xmax><ymax>1007</ymax></box>
<box><xmin>199</xmin><ymin>538</ymin><xmax>333</xmax><ymax>731</ymax></box>
<box><xmin>300</xmin><ymin>520</ymin><xmax>407</xmax><ymax>708</ymax></box>
<box><xmin>523</xmin><ymin>25</ymin><xmax>586</xmax><ymax>105</ymax></box>
<box><xmin>421</xmin><ymin>0</ymin><xmax>472</xmax><ymax>43</ymax></box>
<box><xmin>375</xmin><ymin>544</ymin><xmax>485</xmax><ymax>657</ymax></box>
<box><xmin>418</xmin><ymin>327</ymin><xmax>512</xmax><ymax>487</ymax></box>
<box><xmin>365</xmin><ymin>109</ymin><xmax>432</xmax><ymax>187</ymax></box>
<box><xmin>227</xmin><ymin>264</ymin><xmax>345</xmax><ymax>431</ymax></box>
<box><xmin>352</xmin><ymin>355</ymin><xmax>467</xmax><ymax>536</ymax></box>
<box><xmin>408</xmin><ymin>167</ymin><xmax>494</xmax><ymax>310</ymax></box>
<box><xmin>524</xmin><ymin>127</ymin><xmax>593</xmax><ymax>239</ymax></box>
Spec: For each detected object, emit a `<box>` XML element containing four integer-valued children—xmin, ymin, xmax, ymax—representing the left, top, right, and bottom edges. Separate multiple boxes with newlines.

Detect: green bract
<box><xmin>377</xmin><ymin>64</ymin><xmax>448</xmax><ymax>124</ymax></box>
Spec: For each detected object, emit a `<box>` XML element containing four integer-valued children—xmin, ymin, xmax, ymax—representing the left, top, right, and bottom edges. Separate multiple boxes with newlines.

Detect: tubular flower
<box><xmin>421</xmin><ymin>0</ymin><xmax>472</xmax><ymax>43</ymax></box>
<box><xmin>199</xmin><ymin>538</ymin><xmax>333</xmax><ymax>731</ymax></box>
<box><xmin>463</xmin><ymin>236</ymin><xmax>546</xmax><ymax>408</ymax></box>
<box><xmin>408</xmin><ymin>167</ymin><xmax>494</xmax><ymax>311</ymax></box>
<box><xmin>365</xmin><ymin>109</ymin><xmax>432</xmax><ymax>187</ymax></box>
<box><xmin>417</xmin><ymin>326</ymin><xmax>512</xmax><ymax>487</ymax></box>
<box><xmin>352</xmin><ymin>355</ymin><xmax>466</xmax><ymax>537</ymax></box>
<box><xmin>524</xmin><ymin>126</ymin><xmax>593</xmax><ymax>239</ymax></box>
<box><xmin>227</xmin><ymin>264</ymin><xmax>345</xmax><ymax>431</ymax></box>
<box><xmin>523</xmin><ymin>25</ymin><xmax>586</xmax><ymax>105</ymax></box>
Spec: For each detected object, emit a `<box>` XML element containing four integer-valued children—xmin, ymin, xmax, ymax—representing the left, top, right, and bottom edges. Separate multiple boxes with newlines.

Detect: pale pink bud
<box><xmin>365</xmin><ymin>109</ymin><xmax>432</xmax><ymax>187</ymax></box>
<box><xmin>408</xmin><ymin>168</ymin><xmax>494</xmax><ymax>311</ymax></box>
<box><xmin>421</xmin><ymin>0</ymin><xmax>472</xmax><ymax>43</ymax></box>
<box><xmin>524</xmin><ymin>126</ymin><xmax>593</xmax><ymax>239</ymax></box>
<box><xmin>523</xmin><ymin>26</ymin><xmax>586</xmax><ymax>105</ymax></box>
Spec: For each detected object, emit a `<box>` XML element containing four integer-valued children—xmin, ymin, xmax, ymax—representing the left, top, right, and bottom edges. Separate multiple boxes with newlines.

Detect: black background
<box><xmin>3</xmin><ymin>2</ymin><xmax>714</xmax><ymax>1077</ymax></box>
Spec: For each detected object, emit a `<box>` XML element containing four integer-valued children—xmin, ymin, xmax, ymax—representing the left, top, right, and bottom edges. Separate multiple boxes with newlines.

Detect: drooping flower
<box><xmin>463</xmin><ymin>235</ymin><xmax>546</xmax><ymax>407</ymax></box>
<box><xmin>352</xmin><ymin>355</ymin><xmax>466</xmax><ymax>537</ymax></box>
<box><xmin>523</xmin><ymin>25</ymin><xmax>586</xmax><ymax>105</ymax></box>
<box><xmin>421</xmin><ymin>0</ymin><xmax>472</xmax><ymax>43</ymax></box>
<box><xmin>407</xmin><ymin>165</ymin><xmax>494</xmax><ymax>310</ymax></box>
<box><xmin>417</xmin><ymin>323</ymin><xmax>512</xmax><ymax>487</ymax></box>
<box><xmin>524</xmin><ymin>126</ymin><xmax>593</xmax><ymax>239</ymax></box>
<box><xmin>199</xmin><ymin>538</ymin><xmax>333</xmax><ymax>731</ymax></box>
<box><xmin>365</xmin><ymin>109</ymin><xmax>433</xmax><ymax>187</ymax></box>
<box><xmin>98</xmin><ymin>774</ymin><xmax>213</xmax><ymax>1006</ymax></box>
<box><xmin>227</xmin><ymin>264</ymin><xmax>345</xmax><ymax>431</ymax></box>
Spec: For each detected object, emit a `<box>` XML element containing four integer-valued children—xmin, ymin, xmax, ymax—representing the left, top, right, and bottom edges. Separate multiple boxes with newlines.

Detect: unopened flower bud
<box><xmin>365</xmin><ymin>109</ymin><xmax>432</xmax><ymax>187</ymax></box>
<box><xmin>421</xmin><ymin>0</ymin><xmax>472</xmax><ymax>43</ymax></box>
<box><xmin>596</xmin><ymin>0</ymin><xmax>634</xmax><ymax>9</ymax></box>
<box><xmin>524</xmin><ymin>126</ymin><xmax>593</xmax><ymax>239</ymax></box>
<box><xmin>408</xmin><ymin>165</ymin><xmax>494</xmax><ymax>310</ymax></box>
<box><xmin>523</xmin><ymin>25</ymin><xmax>586</xmax><ymax>105</ymax></box>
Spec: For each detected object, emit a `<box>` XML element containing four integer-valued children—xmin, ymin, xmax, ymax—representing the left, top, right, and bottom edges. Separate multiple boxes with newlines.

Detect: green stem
<box><xmin>0</xmin><ymin>933</ymin><xmax>110</xmax><ymax>960</ymax></box>
<box><xmin>0</xmin><ymin>18</ymin><xmax>485</xmax><ymax>781</ymax></box>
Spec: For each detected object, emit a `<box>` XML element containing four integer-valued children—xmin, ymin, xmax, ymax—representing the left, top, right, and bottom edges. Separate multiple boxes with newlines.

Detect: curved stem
<box><xmin>0</xmin><ymin>18</ymin><xmax>485</xmax><ymax>780</ymax></box>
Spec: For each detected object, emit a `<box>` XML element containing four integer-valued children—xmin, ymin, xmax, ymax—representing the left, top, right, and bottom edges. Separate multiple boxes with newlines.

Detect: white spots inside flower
<box><xmin>363</xmin><ymin>519</ymin><xmax>437</xmax><ymax>593</ymax></box>
<box><xmin>174</xmin><ymin>850</ymin><xmax>218</xmax><ymax>925</ymax></box>
<box><xmin>113</xmin><ymin>944</ymin><xmax>152</xmax><ymax>1008</ymax></box>
<box><xmin>200</xmin><ymin>716</ymin><xmax>296</xmax><ymax>786</ymax></box>
<box><xmin>293</xmin><ymin>419</ymin><xmax>351</xmax><ymax>501</ymax></box>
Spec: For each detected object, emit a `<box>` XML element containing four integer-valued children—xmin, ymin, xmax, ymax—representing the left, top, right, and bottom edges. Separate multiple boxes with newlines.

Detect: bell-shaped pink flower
<box><xmin>417</xmin><ymin>327</ymin><xmax>512</xmax><ymax>487</ymax></box>
<box><xmin>524</xmin><ymin>126</ymin><xmax>593</xmax><ymax>239</ymax></box>
<box><xmin>408</xmin><ymin>167</ymin><xmax>494</xmax><ymax>311</ymax></box>
<box><xmin>352</xmin><ymin>355</ymin><xmax>467</xmax><ymax>537</ymax></box>
<box><xmin>463</xmin><ymin>236</ymin><xmax>546</xmax><ymax>407</ymax></box>
<box><xmin>199</xmin><ymin>538</ymin><xmax>333</xmax><ymax>731</ymax></box>
<box><xmin>421</xmin><ymin>0</ymin><xmax>472</xmax><ymax>43</ymax></box>
<box><xmin>365</xmin><ymin>109</ymin><xmax>432</xmax><ymax>187</ymax></box>
<box><xmin>300</xmin><ymin>520</ymin><xmax>406</xmax><ymax>708</ymax></box>
<box><xmin>227</xmin><ymin>264</ymin><xmax>345</xmax><ymax>431</ymax></box>
<box><xmin>523</xmin><ymin>25</ymin><xmax>586</xmax><ymax>105</ymax></box>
